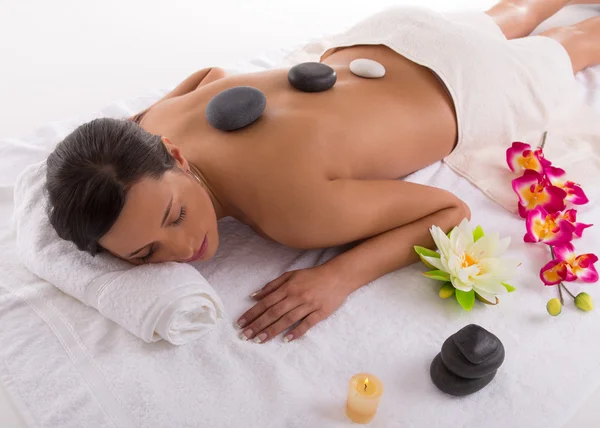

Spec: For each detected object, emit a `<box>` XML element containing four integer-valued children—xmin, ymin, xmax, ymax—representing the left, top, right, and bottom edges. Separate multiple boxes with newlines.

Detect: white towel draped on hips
<box><xmin>281</xmin><ymin>7</ymin><xmax>600</xmax><ymax>212</ymax></box>
<box><xmin>13</xmin><ymin>161</ymin><xmax>225</xmax><ymax>345</ymax></box>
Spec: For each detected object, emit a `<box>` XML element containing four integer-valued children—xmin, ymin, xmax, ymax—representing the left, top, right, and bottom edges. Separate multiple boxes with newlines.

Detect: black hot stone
<box><xmin>206</xmin><ymin>86</ymin><xmax>266</xmax><ymax>131</ymax></box>
<box><xmin>288</xmin><ymin>62</ymin><xmax>337</xmax><ymax>92</ymax></box>
<box><xmin>430</xmin><ymin>353</ymin><xmax>497</xmax><ymax>397</ymax></box>
<box><xmin>454</xmin><ymin>324</ymin><xmax>501</xmax><ymax>364</ymax></box>
<box><xmin>440</xmin><ymin>332</ymin><xmax>505</xmax><ymax>380</ymax></box>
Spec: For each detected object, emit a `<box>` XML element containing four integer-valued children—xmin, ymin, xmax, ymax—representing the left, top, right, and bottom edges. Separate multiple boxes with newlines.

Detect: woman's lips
<box><xmin>184</xmin><ymin>236</ymin><xmax>208</xmax><ymax>262</ymax></box>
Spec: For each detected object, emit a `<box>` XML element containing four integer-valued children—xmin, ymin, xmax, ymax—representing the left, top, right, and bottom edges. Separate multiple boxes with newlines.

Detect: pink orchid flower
<box><xmin>524</xmin><ymin>207</ymin><xmax>575</xmax><ymax>245</ymax></box>
<box><xmin>540</xmin><ymin>243</ymin><xmax>599</xmax><ymax>285</ymax></box>
<box><xmin>512</xmin><ymin>170</ymin><xmax>566</xmax><ymax>218</ymax></box>
<box><xmin>506</xmin><ymin>142</ymin><xmax>548</xmax><ymax>174</ymax></box>
<box><xmin>555</xmin><ymin>243</ymin><xmax>599</xmax><ymax>283</ymax></box>
<box><xmin>544</xmin><ymin>166</ymin><xmax>589</xmax><ymax>205</ymax></box>
<box><xmin>540</xmin><ymin>259</ymin><xmax>576</xmax><ymax>285</ymax></box>
<box><xmin>561</xmin><ymin>209</ymin><xmax>593</xmax><ymax>238</ymax></box>
<box><xmin>525</xmin><ymin>208</ymin><xmax>592</xmax><ymax>245</ymax></box>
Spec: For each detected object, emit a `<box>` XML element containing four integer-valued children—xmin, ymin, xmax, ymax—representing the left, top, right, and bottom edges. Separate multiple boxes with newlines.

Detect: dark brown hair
<box><xmin>45</xmin><ymin>118</ymin><xmax>175</xmax><ymax>254</ymax></box>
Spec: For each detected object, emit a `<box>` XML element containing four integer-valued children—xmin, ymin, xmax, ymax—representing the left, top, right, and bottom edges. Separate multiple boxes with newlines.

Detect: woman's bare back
<box><xmin>138</xmin><ymin>44</ymin><xmax>458</xmax><ymax>242</ymax></box>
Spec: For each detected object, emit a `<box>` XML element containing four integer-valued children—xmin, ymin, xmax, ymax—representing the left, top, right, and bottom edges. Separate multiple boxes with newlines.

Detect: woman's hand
<box><xmin>236</xmin><ymin>265</ymin><xmax>350</xmax><ymax>343</ymax></box>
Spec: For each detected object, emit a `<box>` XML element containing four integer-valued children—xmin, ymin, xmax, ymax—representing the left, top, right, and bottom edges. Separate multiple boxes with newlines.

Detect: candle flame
<box><xmin>364</xmin><ymin>377</ymin><xmax>369</xmax><ymax>392</ymax></box>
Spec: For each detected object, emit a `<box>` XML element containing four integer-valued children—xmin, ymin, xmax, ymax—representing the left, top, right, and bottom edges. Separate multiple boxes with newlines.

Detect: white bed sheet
<box><xmin>1</xmin><ymin>4</ymin><xmax>600</xmax><ymax>428</ymax></box>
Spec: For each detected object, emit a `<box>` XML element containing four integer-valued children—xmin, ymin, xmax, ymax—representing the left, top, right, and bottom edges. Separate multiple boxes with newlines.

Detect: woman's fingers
<box><xmin>237</xmin><ymin>288</ymin><xmax>286</xmax><ymax>329</ymax></box>
<box><xmin>250</xmin><ymin>271</ymin><xmax>294</xmax><ymax>300</ymax></box>
<box><xmin>239</xmin><ymin>298</ymin><xmax>303</xmax><ymax>341</ymax></box>
<box><xmin>283</xmin><ymin>312</ymin><xmax>324</xmax><ymax>342</ymax></box>
<box><xmin>236</xmin><ymin>266</ymin><xmax>345</xmax><ymax>343</ymax></box>
<box><xmin>251</xmin><ymin>305</ymin><xmax>312</xmax><ymax>344</ymax></box>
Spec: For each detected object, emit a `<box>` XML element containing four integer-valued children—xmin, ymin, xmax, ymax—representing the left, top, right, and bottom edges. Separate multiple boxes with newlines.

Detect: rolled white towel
<box><xmin>13</xmin><ymin>161</ymin><xmax>225</xmax><ymax>345</ymax></box>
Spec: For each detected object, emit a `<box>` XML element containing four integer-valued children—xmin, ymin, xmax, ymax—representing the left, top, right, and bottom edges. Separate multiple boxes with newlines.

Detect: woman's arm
<box><xmin>236</xmin><ymin>180</ymin><xmax>470</xmax><ymax>343</ymax></box>
<box><xmin>311</xmin><ymin>180</ymin><xmax>471</xmax><ymax>292</ymax></box>
<box><xmin>130</xmin><ymin>67</ymin><xmax>227</xmax><ymax>123</ymax></box>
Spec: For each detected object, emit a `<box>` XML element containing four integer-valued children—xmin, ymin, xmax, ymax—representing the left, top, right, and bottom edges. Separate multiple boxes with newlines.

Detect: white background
<box><xmin>0</xmin><ymin>0</ymin><xmax>598</xmax><ymax>426</ymax></box>
<box><xmin>0</xmin><ymin>0</ymin><xmax>498</xmax><ymax>139</ymax></box>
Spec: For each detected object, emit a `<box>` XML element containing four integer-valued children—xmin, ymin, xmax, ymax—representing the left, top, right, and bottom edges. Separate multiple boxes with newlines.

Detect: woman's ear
<box><xmin>161</xmin><ymin>137</ymin><xmax>189</xmax><ymax>170</ymax></box>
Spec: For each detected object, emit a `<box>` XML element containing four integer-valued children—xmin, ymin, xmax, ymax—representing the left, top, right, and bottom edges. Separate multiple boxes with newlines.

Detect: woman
<box><xmin>45</xmin><ymin>0</ymin><xmax>599</xmax><ymax>344</ymax></box>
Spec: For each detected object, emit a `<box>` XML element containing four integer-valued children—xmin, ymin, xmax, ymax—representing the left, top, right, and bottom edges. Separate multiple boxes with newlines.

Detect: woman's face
<box><xmin>98</xmin><ymin>168</ymin><xmax>219</xmax><ymax>265</ymax></box>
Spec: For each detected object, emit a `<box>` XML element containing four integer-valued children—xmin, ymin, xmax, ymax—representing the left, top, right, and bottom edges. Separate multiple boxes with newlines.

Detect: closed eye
<box><xmin>136</xmin><ymin>206</ymin><xmax>186</xmax><ymax>263</ymax></box>
<box><xmin>138</xmin><ymin>245</ymin><xmax>155</xmax><ymax>264</ymax></box>
<box><xmin>172</xmin><ymin>205</ymin><xmax>186</xmax><ymax>226</ymax></box>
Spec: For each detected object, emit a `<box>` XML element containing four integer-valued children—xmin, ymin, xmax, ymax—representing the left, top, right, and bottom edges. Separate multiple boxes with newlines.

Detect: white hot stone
<box><xmin>349</xmin><ymin>58</ymin><xmax>386</xmax><ymax>79</ymax></box>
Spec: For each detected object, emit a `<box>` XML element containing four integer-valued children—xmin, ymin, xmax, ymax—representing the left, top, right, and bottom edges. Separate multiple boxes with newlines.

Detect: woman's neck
<box><xmin>189</xmin><ymin>162</ymin><xmax>228</xmax><ymax>220</ymax></box>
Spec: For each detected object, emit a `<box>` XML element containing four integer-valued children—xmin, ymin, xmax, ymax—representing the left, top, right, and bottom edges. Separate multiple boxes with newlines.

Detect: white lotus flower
<box><xmin>421</xmin><ymin>219</ymin><xmax>517</xmax><ymax>304</ymax></box>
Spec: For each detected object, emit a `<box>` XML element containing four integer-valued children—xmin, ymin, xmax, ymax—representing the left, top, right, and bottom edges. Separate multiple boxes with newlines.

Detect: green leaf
<box><xmin>473</xmin><ymin>225</ymin><xmax>485</xmax><ymax>242</ymax></box>
<box><xmin>422</xmin><ymin>270</ymin><xmax>451</xmax><ymax>282</ymax></box>
<box><xmin>475</xmin><ymin>292</ymin><xmax>499</xmax><ymax>305</ymax></box>
<box><xmin>414</xmin><ymin>246</ymin><xmax>441</xmax><ymax>269</ymax></box>
<box><xmin>414</xmin><ymin>246</ymin><xmax>440</xmax><ymax>259</ymax></box>
<box><xmin>501</xmin><ymin>282</ymin><xmax>516</xmax><ymax>293</ymax></box>
<box><xmin>455</xmin><ymin>289</ymin><xmax>475</xmax><ymax>311</ymax></box>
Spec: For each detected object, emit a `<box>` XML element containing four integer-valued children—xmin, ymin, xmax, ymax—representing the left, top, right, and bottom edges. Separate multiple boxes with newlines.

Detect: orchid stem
<box><xmin>549</xmin><ymin>245</ymin><xmax>565</xmax><ymax>303</ymax></box>
<box><xmin>539</xmin><ymin>131</ymin><xmax>548</xmax><ymax>150</ymax></box>
<box><xmin>560</xmin><ymin>282</ymin><xmax>577</xmax><ymax>300</ymax></box>
<box><xmin>557</xmin><ymin>281</ymin><xmax>565</xmax><ymax>305</ymax></box>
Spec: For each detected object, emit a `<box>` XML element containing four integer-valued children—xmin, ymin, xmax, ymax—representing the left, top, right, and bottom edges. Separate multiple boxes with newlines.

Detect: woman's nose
<box><xmin>168</xmin><ymin>239</ymin><xmax>195</xmax><ymax>261</ymax></box>
<box><xmin>180</xmin><ymin>248</ymin><xmax>195</xmax><ymax>261</ymax></box>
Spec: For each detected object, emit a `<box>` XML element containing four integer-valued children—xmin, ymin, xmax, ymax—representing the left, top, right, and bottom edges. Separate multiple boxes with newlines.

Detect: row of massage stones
<box><xmin>206</xmin><ymin>59</ymin><xmax>386</xmax><ymax>131</ymax></box>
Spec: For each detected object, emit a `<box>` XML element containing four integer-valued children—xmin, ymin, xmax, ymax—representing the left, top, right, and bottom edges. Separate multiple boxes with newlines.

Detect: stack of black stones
<box><xmin>430</xmin><ymin>324</ymin><xmax>505</xmax><ymax>396</ymax></box>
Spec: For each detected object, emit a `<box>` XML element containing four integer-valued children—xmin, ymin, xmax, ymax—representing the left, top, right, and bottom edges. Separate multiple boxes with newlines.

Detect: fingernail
<box><xmin>239</xmin><ymin>329</ymin><xmax>253</xmax><ymax>341</ymax></box>
<box><xmin>236</xmin><ymin>318</ymin><xmax>246</xmax><ymax>329</ymax></box>
<box><xmin>254</xmin><ymin>333</ymin><xmax>267</xmax><ymax>344</ymax></box>
<box><xmin>283</xmin><ymin>334</ymin><xmax>293</xmax><ymax>343</ymax></box>
<box><xmin>249</xmin><ymin>290</ymin><xmax>261</xmax><ymax>298</ymax></box>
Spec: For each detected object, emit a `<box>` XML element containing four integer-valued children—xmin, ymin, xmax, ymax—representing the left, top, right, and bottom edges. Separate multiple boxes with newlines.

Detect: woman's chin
<box><xmin>205</xmin><ymin>232</ymin><xmax>219</xmax><ymax>260</ymax></box>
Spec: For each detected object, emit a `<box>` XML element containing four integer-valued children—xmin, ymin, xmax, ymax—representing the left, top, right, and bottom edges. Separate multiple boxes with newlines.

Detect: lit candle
<box><xmin>346</xmin><ymin>373</ymin><xmax>384</xmax><ymax>424</ymax></box>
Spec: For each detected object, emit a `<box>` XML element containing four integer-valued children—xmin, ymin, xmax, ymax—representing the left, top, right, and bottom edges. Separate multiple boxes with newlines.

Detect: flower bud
<box><xmin>575</xmin><ymin>292</ymin><xmax>594</xmax><ymax>312</ymax></box>
<box><xmin>546</xmin><ymin>298</ymin><xmax>562</xmax><ymax>317</ymax></box>
<box><xmin>439</xmin><ymin>283</ymin><xmax>455</xmax><ymax>299</ymax></box>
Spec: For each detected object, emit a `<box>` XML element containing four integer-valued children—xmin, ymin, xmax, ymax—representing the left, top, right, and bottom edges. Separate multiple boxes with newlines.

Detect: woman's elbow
<box><xmin>456</xmin><ymin>198</ymin><xmax>471</xmax><ymax>222</ymax></box>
